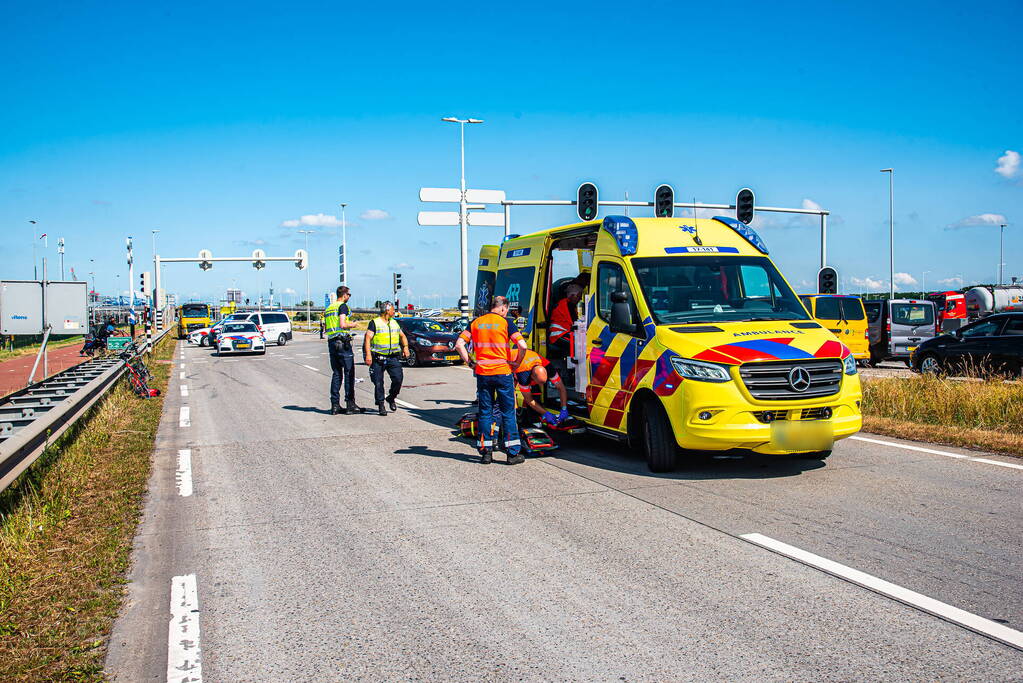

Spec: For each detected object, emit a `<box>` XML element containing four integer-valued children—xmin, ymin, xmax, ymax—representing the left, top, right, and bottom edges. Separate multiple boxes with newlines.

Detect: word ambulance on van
<box><xmin>474</xmin><ymin>189</ymin><xmax>862</xmax><ymax>472</ymax></box>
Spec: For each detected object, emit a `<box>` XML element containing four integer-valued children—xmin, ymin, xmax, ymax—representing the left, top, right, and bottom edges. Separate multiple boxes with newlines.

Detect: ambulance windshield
<box><xmin>633</xmin><ymin>256</ymin><xmax>810</xmax><ymax>324</ymax></box>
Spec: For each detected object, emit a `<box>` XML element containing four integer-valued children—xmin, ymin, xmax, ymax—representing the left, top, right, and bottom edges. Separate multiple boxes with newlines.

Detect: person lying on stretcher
<box><xmin>513</xmin><ymin>350</ymin><xmax>569</xmax><ymax>426</ymax></box>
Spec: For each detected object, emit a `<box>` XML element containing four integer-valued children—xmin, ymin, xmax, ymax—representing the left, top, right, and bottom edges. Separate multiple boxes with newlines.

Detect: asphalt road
<box><xmin>107</xmin><ymin>333</ymin><xmax>1023</xmax><ymax>681</ymax></box>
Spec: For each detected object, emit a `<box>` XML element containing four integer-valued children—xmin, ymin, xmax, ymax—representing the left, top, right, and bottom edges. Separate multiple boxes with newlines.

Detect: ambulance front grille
<box><xmin>739</xmin><ymin>359</ymin><xmax>843</xmax><ymax>401</ymax></box>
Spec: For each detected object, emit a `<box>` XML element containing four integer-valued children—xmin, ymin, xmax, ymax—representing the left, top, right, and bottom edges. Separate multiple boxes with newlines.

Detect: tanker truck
<box><xmin>964</xmin><ymin>285</ymin><xmax>1023</xmax><ymax>319</ymax></box>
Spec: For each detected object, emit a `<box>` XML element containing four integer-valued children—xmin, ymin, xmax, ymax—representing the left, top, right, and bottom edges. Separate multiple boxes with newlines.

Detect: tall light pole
<box><xmin>30</xmin><ymin>220</ymin><xmax>38</xmax><ymax>279</ymax></box>
<box><xmin>880</xmin><ymin>169</ymin><xmax>894</xmax><ymax>298</ymax></box>
<box><xmin>339</xmin><ymin>202</ymin><xmax>348</xmax><ymax>287</ymax></box>
<box><xmin>88</xmin><ymin>271</ymin><xmax>96</xmax><ymax>327</ymax></box>
<box><xmin>442</xmin><ymin>116</ymin><xmax>483</xmax><ymax>323</ymax></box>
<box><xmin>58</xmin><ymin>238</ymin><xmax>65</xmax><ymax>279</ymax></box>
<box><xmin>298</xmin><ymin>229</ymin><xmax>314</xmax><ymax>328</ymax></box>
<box><xmin>999</xmin><ymin>223</ymin><xmax>1007</xmax><ymax>286</ymax></box>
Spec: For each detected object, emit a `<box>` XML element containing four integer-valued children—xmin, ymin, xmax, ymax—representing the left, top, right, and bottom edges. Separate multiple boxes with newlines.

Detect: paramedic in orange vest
<box><xmin>455</xmin><ymin>295</ymin><xmax>528</xmax><ymax>465</ymax></box>
<box><xmin>513</xmin><ymin>350</ymin><xmax>569</xmax><ymax>426</ymax></box>
<box><xmin>548</xmin><ymin>284</ymin><xmax>582</xmax><ymax>359</ymax></box>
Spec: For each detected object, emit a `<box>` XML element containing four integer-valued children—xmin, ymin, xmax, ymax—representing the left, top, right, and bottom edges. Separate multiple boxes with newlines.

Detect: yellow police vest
<box><xmin>370</xmin><ymin>317</ymin><xmax>401</xmax><ymax>355</ymax></box>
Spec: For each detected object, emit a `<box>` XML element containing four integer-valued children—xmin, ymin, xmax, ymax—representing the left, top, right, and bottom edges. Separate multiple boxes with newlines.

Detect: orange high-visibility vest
<box><xmin>460</xmin><ymin>313</ymin><xmax>524</xmax><ymax>376</ymax></box>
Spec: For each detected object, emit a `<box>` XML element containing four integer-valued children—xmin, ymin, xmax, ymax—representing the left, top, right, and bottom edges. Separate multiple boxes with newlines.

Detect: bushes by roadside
<box><xmin>862</xmin><ymin>374</ymin><xmax>1023</xmax><ymax>457</ymax></box>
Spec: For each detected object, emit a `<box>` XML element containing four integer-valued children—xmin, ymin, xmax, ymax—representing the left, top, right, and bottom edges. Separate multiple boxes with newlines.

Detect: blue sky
<box><xmin>2</xmin><ymin>1</ymin><xmax>1020</xmax><ymax>306</ymax></box>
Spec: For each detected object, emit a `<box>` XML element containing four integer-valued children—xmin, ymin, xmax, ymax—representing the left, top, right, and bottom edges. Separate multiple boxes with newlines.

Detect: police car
<box><xmin>215</xmin><ymin>321</ymin><xmax>267</xmax><ymax>355</ymax></box>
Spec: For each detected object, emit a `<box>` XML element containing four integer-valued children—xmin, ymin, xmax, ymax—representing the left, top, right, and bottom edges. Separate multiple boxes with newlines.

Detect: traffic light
<box><xmin>654</xmin><ymin>184</ymin><xmax>675</xmax><ymax>218</ymax></box>
<box><xmin>394</xmin><ymin>273</ymin><xmax>402</xmax><ymax>291</ymax></box>
<box><xmin>817</xmin><ymin>266</ymin><xmax>838</xmax><ymax>294</ymax></box>
<box><xmin>736</xmin><ymin>188</ymin><xmax>755</xmax><ymax>225</ymax></box>
<box><xmin>577</xmin><ymin>182</ymin><xmax>599</xmax><ymax>221</ymax></box>
<box><xmin>140</xmin><ymin>271</ymin><xmax>152</xmax><ymax>297</ymax></box>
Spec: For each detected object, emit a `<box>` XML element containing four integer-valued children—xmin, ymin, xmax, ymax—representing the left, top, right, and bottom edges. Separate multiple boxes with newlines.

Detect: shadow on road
<box><xmin>394</xmin><ymin>440</ymin><xmax>483</xmax><ymax>464</ymax></box>
<box><xmin>282</xmin><ymin>404</ymin><xmax>333</xmax><ymax>415</ymax></box>
<box><xmin>553</xmin><ymin>437</ymin><xmax>827</xmax><ymax>480</ymax></box>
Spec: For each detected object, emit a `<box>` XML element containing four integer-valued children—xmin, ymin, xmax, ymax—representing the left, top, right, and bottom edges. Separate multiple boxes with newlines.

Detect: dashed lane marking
<box><xmin>179</xmin><ymin>406</ymin><xmax>190</xmax><ymax>428</ymax></box>
<box><xmin>180</xmin><ymin>385</ymin><xmax>188</xmax><ymax>397</ymax></box>
<box><xmin>176</xmin><ymin>449</ymin><xmax>193</xmax><ymax>497</ymax></box>
<box><xmin>302</xmin><ymin>364</ymin><xmax>319</xmax><ymax>372</ymax></box>
<box><xmin>740</xmin><ymin>533</ymin><xmax>1023</xmax><ymax>651</ymax></box>
<box><xmin>850</xmin><ymin>435</ymin><xmax>1023</xmax><ymax>470</ymax></box>
<box><xmin>393</xmin><ymin>397</ymin><xmax>421</xmax><ymax>410</ymax></box>
<box><xmin>167</xmin><ymin>573</ymin><xmax>203</xmax><ymax>682</ymax></box>
<box><xmin>179</xmin><ymin>371</ymin><xmax>185</xmax><ymax>380</ymax></box>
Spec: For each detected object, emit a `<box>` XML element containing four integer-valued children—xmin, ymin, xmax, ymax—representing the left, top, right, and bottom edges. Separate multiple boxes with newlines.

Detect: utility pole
<box><xmin>298</xmin><ymin>230</ymin><xmax>314</xmax><ymax>330</ymax></box>
<box><xmin>442</xmin><ymin>116</ymin><xmax>483</xmax><ymax>324</ymax></box>
<box><xmin>1000</xmin><ymin>223</ymin><xmax>1007</xmax><ymax>286</ymax></box>
<box><xmin>58</xmin><ymin>237</ymin><xmax>65</xmax><ymax>279</ymax></box>
<box><xmin>340</xmin><ymin>202</ymin><xmax>348</xmax><ymax>287</ymax></box>
<box><xmin>127</xmin><ymin>237</ymin><xmax>136</xmax><ymax>338</ymax></box>
<box><xmin>880</xmin><ymin>169</ymin><xmax>894</xmax><ymax>298</ymax></box>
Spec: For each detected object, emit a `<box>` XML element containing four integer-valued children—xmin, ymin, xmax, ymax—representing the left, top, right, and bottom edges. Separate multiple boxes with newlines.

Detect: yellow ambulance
<box><xmin>798</xmin><ymin>294</ymin><xmax>870</xmax><ymax>361</ymax></box>
<box><xmin>474</xmin><ymin>212</ymin><xmax>862</xmax><ymax>471</ymax></box>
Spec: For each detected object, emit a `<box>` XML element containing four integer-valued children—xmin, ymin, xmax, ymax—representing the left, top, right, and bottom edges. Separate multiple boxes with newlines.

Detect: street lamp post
<box><xmin>1000</xmin><ymin>223</ymin><xmax>1007</xmax><ymax>286</ymax></box>
<box><xmin>880</xmin><ymin>169</ymin><xmax>894</xmax><ymax>298</ymax></box>
<box><xmin>298</xmin><ymin>229</ymin><xmax>314</xmax><ymax>329</ymax></box>
<box><xmin>339</xmin><ymin>202</ymin><xmax>348</xmax><ymax>287</ymax></box>
<box><xmin>442</xmin><ymin>116</ymin><xmax>483</xmax><ymax>323</ymax></box>
<box><xmin>30</xmin><ymin>220</ymin><xmax>38</xmax><ymax>279</ymax></box>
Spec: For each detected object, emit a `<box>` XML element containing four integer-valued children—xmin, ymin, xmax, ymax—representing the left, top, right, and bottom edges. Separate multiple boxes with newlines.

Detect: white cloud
<box><xmin>390</xmin><ymin>262</ymin><xmax>413</xmax><ymax>270</ymax></box>
<box><xmin>893</xmin><ymin>272</ymin><xmax>918</xmax><ymax>286</ymax></box>
<box><xmin>283</xmin><ymin>287</ymin><xmax>297</xmax><ymax>295</ymax></box>
<box><xmin>850</xmin><ymin>276</ymin><xmax>886</xmax><ymax>292</ymax></box>
<box><xmin>280</xmin><ymin>213</ymin><xmax>343</xmax><ymax>229</ymax></box>
<box><xmin>938</xmin><ymin>276</ymin><xmax>963</xmax><ymax>286</ymax></box>
<box><xmin>801</xmin><ymin>198</ymin><xmax>824</xmax><ymax>212</ymax></box>
<box><xmin>946</xmin><ymin>213</ymin><xmax>1008</xmax><ymax>230</ymax></box>
<box><xmin>360</xmin><ymin>209</ymin><xmax>391</xmax><ymax>220</ymax></box>
<box><xmin>995</xmin><ymin>150</ymin><xmax>1020</xmax><ymax>179</ymax></box>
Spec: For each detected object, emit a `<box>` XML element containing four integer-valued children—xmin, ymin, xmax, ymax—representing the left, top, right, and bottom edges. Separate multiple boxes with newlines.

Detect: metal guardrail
<box><xmin>0</xmin><ymin>326</ymin><xmax>173</xmax><ymax>494</ymax></box>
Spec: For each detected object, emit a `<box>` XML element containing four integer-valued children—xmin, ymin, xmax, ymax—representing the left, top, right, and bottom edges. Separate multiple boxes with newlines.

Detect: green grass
<box><xmin>0</xmin><ymin>334</ymin><xmax>173</xmax><ymax>681</ymax></box>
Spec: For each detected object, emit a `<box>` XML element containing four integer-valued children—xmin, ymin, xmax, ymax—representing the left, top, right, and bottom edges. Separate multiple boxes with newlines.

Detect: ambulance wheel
<box><xmin>642</xmin><ymin>400</ymin><xmax>678</xmax><ymax>473</ymax></box>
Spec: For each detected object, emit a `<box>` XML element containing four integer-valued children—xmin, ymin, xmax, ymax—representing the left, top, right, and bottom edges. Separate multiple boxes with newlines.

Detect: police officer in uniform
<box><xmin>324</xmin><ymin>286</ymin><xmax>360</xmax><ymax>415</ymax></box>
<box><xmin>363</xmin><ymin>301</ymin><xmax>410</xmax><ymax>416</ymax></box>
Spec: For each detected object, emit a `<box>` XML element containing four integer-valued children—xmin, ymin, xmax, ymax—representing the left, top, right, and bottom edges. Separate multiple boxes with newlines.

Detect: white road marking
<box><xmin>179</xmin><ymin>371</ymin><xmax>185</xmax><ymax>380</ymax></box>
<box><xmin>179</xmin><ymin>363</ymin><xmax>185</xmax><ymax>370</ymax></box>
<box><xmin>851</xmin><ymin>435</ymin><xmax>1023</xmax><ymax>470</ymax></box>
<box><xmin>180</xmin><ymin>385</ymin><xmax>188</xmax><ymax>397</ymax></box>
<box><xmin>394</xmin><ymin>397</ymin><xmax>421</xmax><ymax>410</ymax></box>
<box><xmin>302</xmin><ymin>364</ymin><xmax>319</xmax><ymax>372</ymax></box>
<box><xmin>167</xmin><ymin>573</ymin><xmax>203</xmax><ymax>682</ymax></box>
<box><xmin>176</xmin><ymin>449</ymin><xmax>193</xmax><ymax>497</ymax></box>
<box><xmin>179</xmin><ymin>406</ymin><xmax>190</xmax><ymax>428</ymax></box>
<box><xmin>740</xmin><ymin>533</ymin><xmax>1023</xmax><ymax>650</ymax></box>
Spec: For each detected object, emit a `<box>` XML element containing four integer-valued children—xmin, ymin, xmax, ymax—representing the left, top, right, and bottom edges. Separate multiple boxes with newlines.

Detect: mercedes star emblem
<box><xmin>788</xmin><ymin>366</ymin><xmax>812</xmax><ymax>392</ymax></box>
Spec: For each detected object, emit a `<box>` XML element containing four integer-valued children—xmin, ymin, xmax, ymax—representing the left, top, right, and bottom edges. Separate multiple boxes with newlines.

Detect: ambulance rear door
<box><xmin>474</xmin><ymin>245</ymin><xmax>499</xmax><ymax>316</ymax></box>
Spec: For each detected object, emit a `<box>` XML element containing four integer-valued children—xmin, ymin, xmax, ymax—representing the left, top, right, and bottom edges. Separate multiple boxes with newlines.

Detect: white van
<box><xmin>246</xmin><ymin>311</ymin><xmax>293</xmax><ymax>346</ymax></box>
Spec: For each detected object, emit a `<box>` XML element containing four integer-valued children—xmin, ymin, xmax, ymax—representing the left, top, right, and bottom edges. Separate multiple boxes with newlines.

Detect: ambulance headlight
<box><xmin>843</xmin><ymin>355</ymin><xmax>857</xmax><ymax>375</ymax></box>
<box><xmin>671</xmin><ymin>357</ymin><xmax>732</xmax><ymax>383</ymax></box>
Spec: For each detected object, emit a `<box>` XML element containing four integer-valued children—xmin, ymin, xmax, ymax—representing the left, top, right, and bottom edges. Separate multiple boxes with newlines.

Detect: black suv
<box><xmin>911</xmin><ymin>313</ymin><xmax>1023</xmax><ymax>377</ymax></box>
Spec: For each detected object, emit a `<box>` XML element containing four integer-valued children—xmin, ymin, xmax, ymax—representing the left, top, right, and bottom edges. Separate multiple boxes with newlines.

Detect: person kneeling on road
<box><xmin>514</xmin><ymin>350</ymin><xmax>569</xmax><ymax>426</ymax></box>
<box><xmin>455</xmin><ymin>295</ymin><xmax>528</xmax><ymax>465</ymax></box>
<box><xmin>363</xmin><ymin>301</ymin><xmax>410</xmax><ymax>416</ymax></box>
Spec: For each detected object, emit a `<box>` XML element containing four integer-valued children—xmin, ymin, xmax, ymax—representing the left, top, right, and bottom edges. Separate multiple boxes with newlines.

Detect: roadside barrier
<box><xmin>0</xmin><ymin>326</ymin><xmax>172</xmax><ymax>493</ymax></box>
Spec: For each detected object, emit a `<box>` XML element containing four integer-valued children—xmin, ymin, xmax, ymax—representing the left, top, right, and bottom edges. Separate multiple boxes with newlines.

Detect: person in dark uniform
<box><xmin>324</xmin><ymin>286</ymin><xmax>360</xmax><ymax>414</ymax></box>
<box><xmin>363</xmin><ymin>301</ymin><xmax>410</xmax><ymax>416</ymax></box>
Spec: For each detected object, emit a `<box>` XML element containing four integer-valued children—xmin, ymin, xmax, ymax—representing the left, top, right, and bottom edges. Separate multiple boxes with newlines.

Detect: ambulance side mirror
<box><xmin>609</xmin><ymin>291</ymin><xmax>636</xmax><ymax>334</ymax></box>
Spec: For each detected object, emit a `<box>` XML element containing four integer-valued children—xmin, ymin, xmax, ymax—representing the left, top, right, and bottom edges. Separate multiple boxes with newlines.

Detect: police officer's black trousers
<box><xmin>328</xmin><ymin>337</ymin><xmax>355</xmax><ymax>406</ymax></box>
<box><xmin>369</xmin><ymin>355</ymin><xmax>403</xmax><ymax>405</ymax></box>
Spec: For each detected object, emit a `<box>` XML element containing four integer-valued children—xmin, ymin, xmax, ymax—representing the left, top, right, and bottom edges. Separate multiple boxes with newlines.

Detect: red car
<box><xmin>395</xmin><ymin>317</ymin><xmax>462</xmax><ymax>367</ymax></box>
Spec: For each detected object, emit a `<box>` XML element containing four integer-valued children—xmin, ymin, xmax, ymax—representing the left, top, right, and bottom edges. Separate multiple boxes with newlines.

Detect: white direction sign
<box><xmin>419</xmin><ymin>187</ymin><xmax>462</xmax><ymax>203</ymax></box>
<box><xmin>465</xmin><ymin>189</ymin><xmax>506</xmax><ymax>204</ymax></box>
<box><xmin>418</xmin><ymin>211</ymin><xmax>460</xmax><ymax>226</ymax></box>
<box><xmin>467</xmin><ymin>212</ymin><xmax>506</xmax><ymax>227</ymax></box>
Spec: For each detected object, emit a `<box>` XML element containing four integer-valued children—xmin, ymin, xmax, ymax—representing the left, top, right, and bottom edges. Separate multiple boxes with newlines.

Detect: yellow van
<box><xmin>476</xmin><ymin>212</ymin><xmax>862</xmax><ymax>471</ymax></box>
<box><xmin>798</xmin><ymin>295</ymin><xmax>870</xmax><ymax>361</ymax></box>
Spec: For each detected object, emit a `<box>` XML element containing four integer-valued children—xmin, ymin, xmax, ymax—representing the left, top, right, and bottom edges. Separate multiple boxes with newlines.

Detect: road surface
<box><xmin>107</xmin><ymin>334</ymin><xmax>1023</xmax><ymax>681</ymax></box>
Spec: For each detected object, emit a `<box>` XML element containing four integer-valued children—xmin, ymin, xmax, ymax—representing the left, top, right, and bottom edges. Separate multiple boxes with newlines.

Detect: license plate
<box><xmin>236</xmin><ymin>343</ymin><xmax>251</xmax><ymax>349</ymax></box>
<box><xmin>771</xmin><ymin>421</ymin><xmax>834</xmax><ymax>453</ymax></box>
<box><xmin>445</xmin><ymin>355</ymin><xmax>460</xmax><ymax>361</ymax></box>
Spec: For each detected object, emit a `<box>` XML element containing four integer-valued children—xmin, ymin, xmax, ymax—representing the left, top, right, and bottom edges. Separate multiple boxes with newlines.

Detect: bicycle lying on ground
<box><xmin>118</xmin><ymin>341</ymin><xmax>160</xmax><ymax>398</ymax></box>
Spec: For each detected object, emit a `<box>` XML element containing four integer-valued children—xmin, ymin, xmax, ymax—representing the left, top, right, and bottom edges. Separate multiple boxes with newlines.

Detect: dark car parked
<box><xmin>395</xmin><ymin>317</ymin><xmax>462</xmax><ymax>367</ymax></box>
<box><xmin>911</xmin><ymin>313</ymin><xmax>1023</xmax><ymax>377</ymax></box>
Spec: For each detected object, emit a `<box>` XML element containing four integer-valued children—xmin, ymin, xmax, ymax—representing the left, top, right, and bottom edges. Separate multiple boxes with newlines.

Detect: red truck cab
<box><xmin>926</xmin><ymin>291</ymin><xmax>967</xmax><ymax>332</ymax></box>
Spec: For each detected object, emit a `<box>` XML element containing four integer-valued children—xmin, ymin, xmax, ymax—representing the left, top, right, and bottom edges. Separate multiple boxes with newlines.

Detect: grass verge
<box><xmin>862</xmin><ymin>374</ymin><xmax>1023</xmax><ymax>458</ymax></box>
<box><xmin>0</xmin><ymin>334</ymin><xmax>173</xmax><ymax>680</ymax></box>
